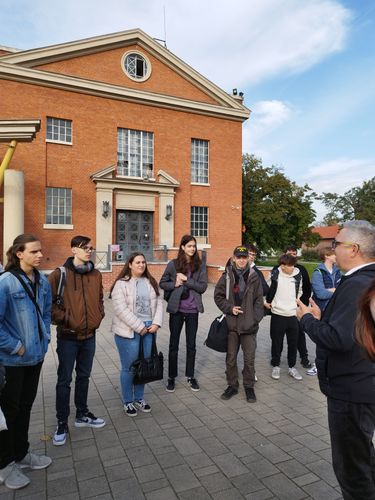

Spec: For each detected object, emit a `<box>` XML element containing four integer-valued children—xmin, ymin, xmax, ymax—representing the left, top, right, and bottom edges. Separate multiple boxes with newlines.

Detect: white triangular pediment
<box><xmin>0</xmin><ymin>29</ymin><xmax>247</xmax><ymax>113</ymax></box>
<box><xmin>90</xmin><ymin>164</ymin><xmax>116</xmax><ymax>180</ymax></box>
<box><xmin>157</xmin><ymin>170</ymin><xmax>180</xmax><ymax>186</ymax></box>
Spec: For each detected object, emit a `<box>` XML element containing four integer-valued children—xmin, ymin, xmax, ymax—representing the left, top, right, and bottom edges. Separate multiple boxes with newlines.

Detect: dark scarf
<box><xmin>73</xmin><ymin>261</ymin><xmax>94</xmax><ymax>274</ymax></box>
<box><xmin>233</xmin><ymin>264</ymin><xmax>249</xmax><ymax>306</ymax></box>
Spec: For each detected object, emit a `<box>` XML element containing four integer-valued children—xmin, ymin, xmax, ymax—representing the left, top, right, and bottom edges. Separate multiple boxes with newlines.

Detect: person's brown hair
<box><xmin>5</xmin><ymin>234</ymin><xmax>39</xmax><ymax>271</ymax></box>
<box><xmin>355</xmin><ymin>281</ymin><xmax>375</xmax><ymax>361</ymax></box>
<box><xmin>319</xmin><ymin>247</ymin><xmax>335</xmax><ymax>261</ymax></box>
<box><xmin>109</xmin><ymin>252</ymin><xmax>159</xmax><ymax>296</ymax></box>
<box><xmin>175</xmin><ymin>234</ymin><xmax>201</xmax><ymax>273</ymax></box>
<box><xmin>278</xmin><ymin>253</ymin><xmax>297</xmax><ymax>266</ymax></box>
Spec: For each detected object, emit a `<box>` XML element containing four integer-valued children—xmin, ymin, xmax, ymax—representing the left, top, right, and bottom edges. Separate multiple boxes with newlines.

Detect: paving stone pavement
<box><xmin>0</xmin><ymin>285</ymin><xmax>344</xmax><ymax>500</ymax></box>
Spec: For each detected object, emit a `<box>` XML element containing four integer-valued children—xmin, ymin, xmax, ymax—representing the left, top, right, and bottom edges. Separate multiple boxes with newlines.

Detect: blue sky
<box><xmin>1</xmin><ymin>0</ymin><xmax>374</xmax><ymax>221</ymax></box>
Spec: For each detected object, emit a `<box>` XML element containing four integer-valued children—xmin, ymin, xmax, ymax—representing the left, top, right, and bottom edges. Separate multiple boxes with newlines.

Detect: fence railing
<box><xmin>94</xmin><ymin>245</ymin><xmax>168</xmax><ymax>270</ymax></box>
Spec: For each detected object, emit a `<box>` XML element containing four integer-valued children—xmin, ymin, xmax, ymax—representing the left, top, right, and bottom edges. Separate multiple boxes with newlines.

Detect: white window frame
<box><xmin>117</xmin><ymin>128</ymin><xmax>154</xmax><ymax>178</ymax></box>
<box><xmin>121</xmin><ymin>50</ymin><xmax>152</xmax><ymax>82</ymax></box>
<box><xmin>191</xmin><ymin>206</ymin><xmax>209</xmax><ymax>244</ymax></box>
<box><xmin>191</xmin><ymin>139</ymin><xmax>209</xmax><ymax>184</ymax></box>
<box><xmin>46</xmin><ymin>117</ymin><xmax>72</xmax><ymax>145</ymax></box>
<box><xmin>45</xmin><ymin>187</ymin><xmax>72</xmax><ymax>226</ymax></box>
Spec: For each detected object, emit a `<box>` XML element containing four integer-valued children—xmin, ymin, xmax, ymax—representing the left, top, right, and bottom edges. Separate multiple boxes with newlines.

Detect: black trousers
<box><xmin>270</xmin><ymin>314</ymin><xmax>298</xmax><ymax>368</ymax></box>
<box><xmin>327</xmin><ymin>397</ymin><xmax>375</xmax><ymax>500</ymax></box>
<box><xmin>297</xmin><ymin>324</ymin><xmax>309</xmax><ymax>362</ymax></box>
<box><xmin>168</xmin><ymin>312</ymin><xmax>198</xmax><ymax>378</ymax></box>
<box><xmin>0</xmin><ymin>362</ymin><xmax>43</xmax><ymax>469</ymax></box>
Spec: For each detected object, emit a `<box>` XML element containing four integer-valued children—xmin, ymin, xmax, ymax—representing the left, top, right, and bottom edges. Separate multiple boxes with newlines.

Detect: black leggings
<box><xmin>168</xmin><ymin>312</ymin><xmax>198</xmax><ymax>378</ymax></box>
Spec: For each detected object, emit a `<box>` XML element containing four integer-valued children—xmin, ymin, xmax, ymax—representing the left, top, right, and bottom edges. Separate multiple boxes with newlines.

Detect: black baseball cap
<box><xmin>233</xmin><ymin>246</ymin><xmax>248</xmax><ymax>257</ymax></box>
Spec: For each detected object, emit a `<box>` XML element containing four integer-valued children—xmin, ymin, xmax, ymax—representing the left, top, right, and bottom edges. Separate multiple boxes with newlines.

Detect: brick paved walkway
<box><xmin>0</xmin><ymin>285</ymin><xmax>343</xmax><ymax>500</ymax></box>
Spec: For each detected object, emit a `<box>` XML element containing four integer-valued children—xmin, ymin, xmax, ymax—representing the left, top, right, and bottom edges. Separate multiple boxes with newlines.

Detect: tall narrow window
<box><xmin>191</xmin><ymin>139</ymin><xmax>208</xmax><ymax>184</ymax></box>
<box><xmin>45</xmin><ymin>187</ymin><xmax>72</xmax><ymax>224</ymax></box>
<box><xmin>191</xmin><ymin>206</ymin><xmax>208</xmax><ymax>244</ymax></box>
<box><xmin>46</xmin><ymin>117</ymin><xmax>72</xmax><ymax>144</ymax></box>
<box><xmin>117</xmin><ymin>128</ymin><xmax>154</xmax><ymax>178</ymax></box>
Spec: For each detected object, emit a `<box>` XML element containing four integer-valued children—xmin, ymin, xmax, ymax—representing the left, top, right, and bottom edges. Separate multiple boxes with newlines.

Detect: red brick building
<box><xmin>0</xmin><ymin>29</ymin><xmax>249</xmax><ymax>286</ymax></box>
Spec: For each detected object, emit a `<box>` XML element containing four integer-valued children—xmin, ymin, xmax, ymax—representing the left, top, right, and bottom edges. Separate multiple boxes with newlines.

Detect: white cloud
<box><xmin>2</xmin><ymin>0</ymin><xmax>352</xmax><ymax>90</ymax></box>
<box><xmin>305</xmin><ymin>158</ymin><xmax>375</xmax><ymax>194</ymax></box>
<box><xmin>243</xmin><ymin>100</ymin><xmax>294</xmax><ymax>155</ymax></box>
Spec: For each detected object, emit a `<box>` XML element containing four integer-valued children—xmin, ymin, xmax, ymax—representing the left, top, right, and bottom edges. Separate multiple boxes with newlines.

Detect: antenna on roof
<box><xmin>163</xmin><ymin>5</ymin><xmax>167</xmax><ymax>48</ymax></box>
<box><xmin>153</xmin><ymin>6</ymin><xmax>168</xmax><ymax>48</ymax></box>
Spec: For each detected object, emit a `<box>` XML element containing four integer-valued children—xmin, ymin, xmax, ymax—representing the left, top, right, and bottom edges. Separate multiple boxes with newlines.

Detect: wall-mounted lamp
<box><xmin>102</xmin><ymin>200</ymin><xmax>110</xmax><ymax>218</ymax></box>
<box><xmin>165</xmin><ymin>204</ymin><xmax>173</xmax><ymax>220</ymax></box>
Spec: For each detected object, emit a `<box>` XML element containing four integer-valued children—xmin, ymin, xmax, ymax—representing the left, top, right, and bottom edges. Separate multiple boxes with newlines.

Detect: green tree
<box><xmin>320</xmin><ymin>177</ymin><xmax>375</xmax><ymax>225</ymax></box>
<box><xmin>242</xmin><ymin>154</ymin><xmax>318</xmax><ymax>253</ymax></box>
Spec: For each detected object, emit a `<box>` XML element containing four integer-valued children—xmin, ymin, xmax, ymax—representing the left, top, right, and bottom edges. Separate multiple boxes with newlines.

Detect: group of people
<box><xmin>0</xmin><ymin>221</ymin><xmax>374</xmax><ymax>499</ymax></box>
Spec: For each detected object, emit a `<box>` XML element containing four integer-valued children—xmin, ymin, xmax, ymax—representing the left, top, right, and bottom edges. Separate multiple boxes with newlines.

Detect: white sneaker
<box><xmin>0</xmin><ymin>462</ymin><xmax>30</xmax><ymax>490</ymax></box>
<box><xmin>17</xmin><ymin>451</ymin><xmax>52</xmax><ymax>470</ymax></box>
<box><xmin>271</xmin><ymin>366</ymin><xmax>280</xmax><ymax>380</ymax></box>
<box><xmin>288</xmin><ymin>367</ymin><xmax>303</xmax><ymax>380</ymax></box>
<box><xmin>306</xmin><ymin>364</ymin><xmax>317</xmax><ymax>376</ymax></box>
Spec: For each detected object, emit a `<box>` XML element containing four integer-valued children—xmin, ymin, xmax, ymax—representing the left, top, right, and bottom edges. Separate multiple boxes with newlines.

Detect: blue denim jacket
<box><xmin>0</xmin><ymin>270</ymin><xmax>52</xmax><ymax>366</ymax></box>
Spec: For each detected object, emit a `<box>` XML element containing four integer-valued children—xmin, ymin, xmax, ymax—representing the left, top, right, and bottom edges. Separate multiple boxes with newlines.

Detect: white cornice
<box><xmin>0</xmin><ymin>45</ymin><xmax>20</xmax><ymax>54</ymax></box>
<box><xmin>0</xmin><ymin>62</ymin><xmax>250</xmax><ymax>121</ymax></box>
<box><xmin>0</xmin><ymin>29</ymin><xmax>247</xmax><ymax>112</ymax></box>
<box><xmin>0</xmin><ymin>119</ymin><xmax>41</xmax><ymax>142</ymax></box>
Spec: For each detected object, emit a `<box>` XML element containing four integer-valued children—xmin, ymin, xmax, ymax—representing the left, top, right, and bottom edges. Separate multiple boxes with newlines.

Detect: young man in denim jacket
<box><xmin>0</xmin><ymin>234</ymin><xmax>52</xmax><ymax>491</ymax></box>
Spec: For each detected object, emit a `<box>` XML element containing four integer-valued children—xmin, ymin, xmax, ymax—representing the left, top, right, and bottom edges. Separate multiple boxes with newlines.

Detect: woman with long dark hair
<box><xmin>159</xmin><ymin>235</ymin><xmax>208</xmax><ymax>392</ymax></box>
<box><xmin>356</xmin><ymin>280</ymin><xmax>375</xmax><ymax>361</ymax></box>
<box><xmin>110</xmin><ymin>253</ymin><xmax>163</xmax><ymax>417</ymax></box>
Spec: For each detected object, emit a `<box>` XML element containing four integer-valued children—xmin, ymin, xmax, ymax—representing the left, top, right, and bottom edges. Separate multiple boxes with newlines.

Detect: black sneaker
<box><xmin>166</xmin><ymin>378</ymin><xmax>175</xmax><ymax>392</ymax></box>
<box><xmin>245</xmin><ymin>388</ymin><xmax>256</xmax><ymax>403</ymax></box>
<box><xmin>75</xmin><ymin>411</ymin><xmax>106</xmax><ymax>428</ymax></box>
<box><xmin>220</xmin><ymin>386</ymin><xmax>238</xmax><ymax>400</ymax></box>
<box><xmin>301</xmin><ymin>359</ymin><xmax>312</xmax><ymax>369</ymax></box>
<box><xmin>187</xmin><ymin>378</ymin><xmax>200</xmax><ymax>391</ymax></box>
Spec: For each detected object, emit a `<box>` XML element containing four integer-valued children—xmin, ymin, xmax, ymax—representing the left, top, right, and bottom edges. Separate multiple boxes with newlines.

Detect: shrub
<box><xmin>301</xmin><ymin>249</ymin><xmax>320</xmax><ymax>262</ymax></box>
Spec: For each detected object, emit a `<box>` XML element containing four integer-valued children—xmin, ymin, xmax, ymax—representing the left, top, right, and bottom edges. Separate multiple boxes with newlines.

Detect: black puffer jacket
<box><xmin>214</xmin><ymin>263</ymin><xmax>264</xmax><ymax>334</ymax></box>
<box><xmin>301</xmin><ymin>264</ymin><xmax>375</xmax><ymax>403</ymax></box>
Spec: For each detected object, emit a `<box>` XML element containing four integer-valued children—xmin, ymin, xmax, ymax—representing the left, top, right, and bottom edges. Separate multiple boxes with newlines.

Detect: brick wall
<box><xmin>0</xmin><ymin>46</ymin><xmax>244</xmax><ymax>268</ymax></box>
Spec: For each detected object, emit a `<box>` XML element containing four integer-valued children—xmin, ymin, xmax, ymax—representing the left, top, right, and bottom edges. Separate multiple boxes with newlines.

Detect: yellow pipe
<box><xmin>0</xmin><ymin>139</ymin><xmax>18</xmax><ymax>189</ymax></box>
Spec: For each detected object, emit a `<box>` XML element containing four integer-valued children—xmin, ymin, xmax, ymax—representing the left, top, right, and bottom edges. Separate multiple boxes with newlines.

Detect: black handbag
<box><xmin>131</xmin><ymin>334</ymin><xmax>164</xmax><ymax>385</ymax></box>
<box><xmin>205</xmin><ymin>270</ymin><xmax>230</xmax><ymax>353</ymax></box>
<box><xmin>204</xmin><ymin>314</ymin><xmax>228</xmax><ymax>353</ymax></box>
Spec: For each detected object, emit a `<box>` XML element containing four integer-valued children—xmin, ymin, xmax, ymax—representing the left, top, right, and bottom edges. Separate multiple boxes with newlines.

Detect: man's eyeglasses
<box><xmin>78</xmin><ymin>245</ymin><xmax>95</xmax><ymax>253</ymax></box>
<box><xmin>332</xmin><ymin>240</ymin><xmax>360</xmax><ymax>250</ymax></box>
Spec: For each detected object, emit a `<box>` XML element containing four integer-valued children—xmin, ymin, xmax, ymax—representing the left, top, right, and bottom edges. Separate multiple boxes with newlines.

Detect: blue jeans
<box><xmin>115</xmin><ymin>322</ymin><xmax>153</xmax><ymax>404</ymax></box>
<box><xmin>56</xmin><ymin>335</ymin><xmax>96</xmax><ymax>422</ymax></box>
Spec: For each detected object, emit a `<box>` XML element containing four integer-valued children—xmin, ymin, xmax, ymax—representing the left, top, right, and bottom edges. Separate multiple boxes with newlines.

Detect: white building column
<box><xmin>95</xmin><ymin>188</ymin><xmax>113</xmax><ymax>253</ymax></box>
<box><xmin>159</xmin><ymin>193</ymin><xmax>174</xmax><ymax>247</ymax></box>
<box><xmin>3</xmin><ymin>170</ymin><xmax>24</xmax><ymax>263</ymax></box>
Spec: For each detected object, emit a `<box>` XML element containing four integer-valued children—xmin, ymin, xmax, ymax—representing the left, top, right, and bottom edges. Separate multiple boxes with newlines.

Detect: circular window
<box><xmin>122</xmin><ymin>51</ymin><xmax>151</xmax><ymax>82</ymax></box>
